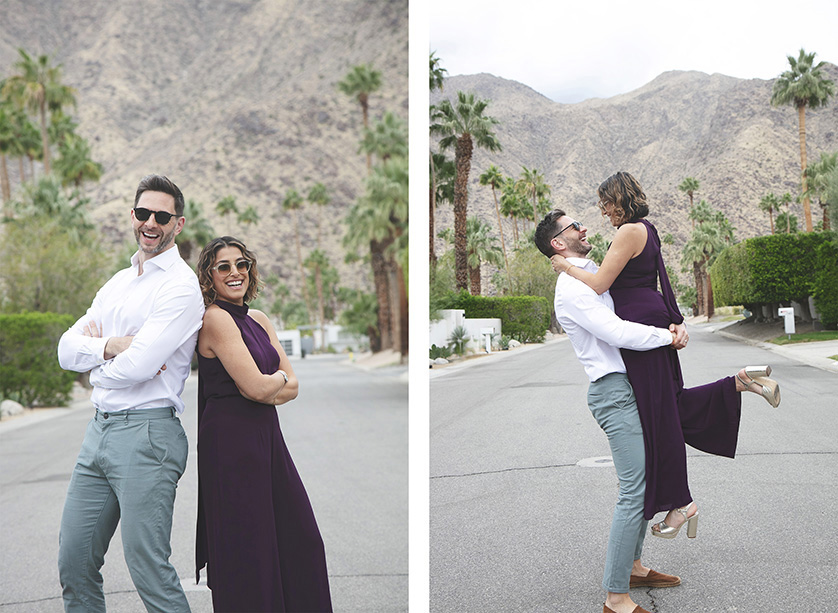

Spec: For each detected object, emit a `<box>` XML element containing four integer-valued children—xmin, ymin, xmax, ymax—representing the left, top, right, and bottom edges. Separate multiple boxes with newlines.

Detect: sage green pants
<box><xmin>58</xmin><ymin>407</ymin><xmax>190</xmax><ymax>613</ymax></box>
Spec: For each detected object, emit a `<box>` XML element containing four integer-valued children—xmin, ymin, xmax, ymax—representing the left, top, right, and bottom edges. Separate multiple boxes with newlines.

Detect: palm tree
<box><xmin>759</xmin><ymin>192</ymin><xmax>778</xmax><ymax>235</ymax></box>
<box><xmin>440</xmin><ymin>216</ymin><xmax>503</xmax><ymax>295</ymax></box>
<box><xmin>778</xmin><ymin>192</ymin><xmax>793</xmax><ymax>233</ymax></box>
<box><xmin>54</xmin><ymin>134</ymin><xmax>103</xmax><ymax>188</ymax></box>
<box><xmin>176</xmin><ymin>199</ymin><xmax>215</xmax><ymax>263</ymax></box>
<box><xmin>0</xmin><ymin>104</ymin><xmax>13</xmax><ymax>203</ymax></box>
<box><xmin>517</xmin><ymin>166</ymin><xmax>550</xmax><ymax>227</ymax></box>
<box><xmin>678</xmin><ymin>177</ymin><xmax>700</xmax><ymax>228</ymax></box>
<box><xmin>359</xmin><ymin>112</ymin><xmax>407</xmax><ymax>163</ymax></box>
<box><xmin>237</xmin><ymin>205</ymin><xmax>260</xmax><ymax>231</ymax></box>
<box><xmin>306</xmin><ymin>183</ymin><xmax>331</xmax><ymax>346</ymax></box>
<box><xmin>304</xmin><ymin>249</ymin><xmax>329</xmax><ymax>351</ymax></box>
<box><xmin>430</xmin><ymin>151</ymin><xmax>455</xmax><ymax>266</ymax></box>
<box><xmin>430</xmin><ymin>52</ymin><xmax>447</xmax><ymax>92</ymax></box>
<box><xmin>430</xmin><ymin>91</ymin><xmax>501</xmax><ymax>291</ymax></box>
<box><xmin>479</xmin><ymin>165</ymin><xmax>509</xmax><ymax>274</ymax></box>
<box><xmin>307</xmin><ymin>182</ymin><xmax>330</xmax><ymax>248</ymax></box>
<box><xmin>500</xmin><ymin>178</ymin><xmax>527</xmax><ymax>244</ymax></box>
<box><xmin>338</xmin><ymin>63</ymin><xmax>382</xmax><ymax>173</ymax></box>
<box><xmin>681</xmin><ymin>222</ymin><xmax>725</xmax><ymax>320</ymax></box>
<box><xmin>771</xmin><ymin>48</ymin><xmax>836</xmax><ymax>232</ymax></box>
<box><xmin>804</xmin><ymin>151</ymin><xmax>837</xmax><ymax>230</ymax></box>
<box><xmin>215</xmin><ymin>195</ymin><xmax>238</xmax><ymax>234</ymax></box>
<box><xmin>282</xmin><ymin>188</ymin><xmax>312</xmax><ymax>322</ymax></box>
<box><xmin>1</xmin><ymin>49</ymin><xmax>77</xmax><ymax>175</ymax></box>
<box><xmin>344</xmin><ymin>156</ymin><xmax>408</xmax><ymax>356</ymax></box>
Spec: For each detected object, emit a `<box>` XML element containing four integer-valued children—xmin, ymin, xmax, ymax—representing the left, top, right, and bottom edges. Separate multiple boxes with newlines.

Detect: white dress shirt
<box><xmin>58</xmin><ymin>246</ymin><xmax>204</xmax><ymax>414</ymax></box>
<box><xmin>554</xmin><ymin>257</ymin><xmax>673</xmax><ymax>383</ymax></box>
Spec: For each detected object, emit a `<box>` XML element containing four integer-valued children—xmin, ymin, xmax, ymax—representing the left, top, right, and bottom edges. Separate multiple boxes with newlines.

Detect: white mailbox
<box><xmin>778</xmin><ymin>307</ymin><xmax>795</xmax><ymax>336</ymax></box>
<box><xmin>480</xmin><ymin>327</ymin><xmax>495</xmax><ymax>354</ymax></box>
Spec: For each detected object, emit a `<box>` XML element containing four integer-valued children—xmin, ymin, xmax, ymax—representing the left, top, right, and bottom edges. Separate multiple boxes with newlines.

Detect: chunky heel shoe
<box><xmin>736</xmin><ymin>366</ymin><xmax>781</xmax><ymax>408</ymax></box>
<box><xmin>651</xmin><ymin>503</ymin><xmax>698</xmax><ymax>539</ymax></box>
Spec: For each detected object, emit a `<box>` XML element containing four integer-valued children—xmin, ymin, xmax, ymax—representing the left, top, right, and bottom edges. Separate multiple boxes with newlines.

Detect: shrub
<box><xmin>0</xmin><ymin>312</ymin><xmax>77</xmax><ymax>407</ymax></box>
<box><xmin>441</xmin><ymin>291</ymin><xmax>551</xmax><ymax>343</ymax></box>
<box><xmin>429</xmin><ymin>344</ymin><xmax>453</xmax><ymax>359</ymax></box>
<box><xmin>711</xmin><ymin>232</ymin><xmax>837</xmax><ymax>321</ymax></box>
<box><xmin>812</xmin><ymin>240</ymin><xmax>838</xmax><ymax>328</ymax></box>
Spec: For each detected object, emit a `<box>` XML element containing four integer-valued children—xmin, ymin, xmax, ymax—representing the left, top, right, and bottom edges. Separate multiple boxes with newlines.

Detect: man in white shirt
<box><xmin>57</xmin><ymin>175</ymin><xmax>204</xmax><ymax>613</ymax></box>
<box><xmin>535</xmin><ymin>210</ymin><xmax>685</xmax><ymax>613</ymax></box>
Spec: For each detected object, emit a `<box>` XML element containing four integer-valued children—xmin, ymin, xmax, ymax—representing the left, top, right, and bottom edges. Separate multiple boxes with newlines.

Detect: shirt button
<box><xmin>103</xmin><ymin>413</ymin><xmax>109</xmax><ymax>419</ymax></box>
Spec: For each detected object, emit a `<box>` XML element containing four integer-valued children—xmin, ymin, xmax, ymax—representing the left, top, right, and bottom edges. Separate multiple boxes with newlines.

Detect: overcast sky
<box><xmin>429</xmin><ymin>0</ymin><xmax>838</xmax><ymax>103</ymax></box>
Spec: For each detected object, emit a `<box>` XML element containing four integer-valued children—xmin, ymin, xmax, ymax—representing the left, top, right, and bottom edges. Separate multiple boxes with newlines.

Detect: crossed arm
<box><xmin>198</xmin><ymin>306</ymin><xmax>298</xmax><ymax>406</ymax></box>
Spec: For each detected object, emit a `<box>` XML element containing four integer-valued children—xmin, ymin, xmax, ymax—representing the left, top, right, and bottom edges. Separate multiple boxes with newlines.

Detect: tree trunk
<box><xmin>316</xmin><ymin>265</ymin><xmax>325</xmax><ymax>351</ymax></box>
<box><xmin>18</xmin><ymin>157</ymin><xmax>25</xmax><ymax>183</ymax></box>
<box><xmin>469</xmin><ymin>264</ymin><xmax>481</xmax><ymax>296</ymax></box>
<box><xmin>822</xmin><ymin>201</ymin><xmax>831</xmax><ymax>231</ymax></box>
<box><xmin>0</xmin><ymin>153</ymin><xmax>10</xmax><ymax>204</ymax></box>
<box><xmin>429</xmin><ymin>151</ymin><xmax>436</xmax><ymax>266</ymax></box>
<box><xmin>797</xmin><ymin>104</ymin><xmax>813</xmax><ymax>232</ymax></box>
<box><xmin>693</xmin><ymin>261</ymin><xmax>704</xmax><ymax>316</ymax></box>
<box><xmin>453</xmin><ymin>135</ymin><xmax>473</xmax><ymax>291</ymax></box>
<box><xmin>361</xmin><ymin>96</ymin><xmax>371</xmax><ymax>174</ymax></box>
<box><xmin>704</xmin><ymin>265</ymin><xmax>714</xmax><ymax>320</ymax></box>
<box><xmin>292</xmin><ymin>210</ymin><xmax>313</xmax><ymax>322</ymax></box>
<box><xmin>370</xmin><ymin>238</ymin><xmax>393</xmax><ymax>351</ymax></box>
<box><xmin>39</xmin><ymin>99</ymin><xmax>50</xmax><ymax>175</ymax></box>
<box><xmin>386</xmin><ymin>256</ymin><xmax>402</xmax><ymax>357</ymax></box>
<box><xmin>492</xmin><ymin>186</ymin><xmax>509</xmax><ymax>276</ymax></box>
<box><xmin>397</xmin><ymin>263</ymin><xmax>408</xmax><ymax>360</ymax></box>
<box><xmin>769</xmin><ymin>210</ymin><xmax>775</xmax><ymax>235</ymax></box>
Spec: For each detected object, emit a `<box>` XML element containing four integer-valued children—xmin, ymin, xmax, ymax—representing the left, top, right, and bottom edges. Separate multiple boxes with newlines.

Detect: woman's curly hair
<box><xmin>598</xmin><ymin>171</ymin><xmax>649</xmax><ymax>224</ymax></box>
<box><xmin>196</xmin><ymin>236</ymin><xmax>261</xmax><ymax>307</ymax></box>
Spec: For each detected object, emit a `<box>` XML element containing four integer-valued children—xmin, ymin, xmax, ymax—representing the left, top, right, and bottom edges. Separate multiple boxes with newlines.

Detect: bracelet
<box><xmin>277</xmin><ymin>369</ymin><xmax>288</xmax><ymax>383</ymax></box>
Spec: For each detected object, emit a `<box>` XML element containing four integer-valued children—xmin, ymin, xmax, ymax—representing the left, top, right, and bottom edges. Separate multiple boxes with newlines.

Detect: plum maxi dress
<box><xmin>195</xmin><ymin>299</ymin><xmax>332</xmax><ymax>612</ymax></box>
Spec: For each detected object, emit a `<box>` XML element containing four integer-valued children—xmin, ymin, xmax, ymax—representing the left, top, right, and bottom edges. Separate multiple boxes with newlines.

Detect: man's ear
<box><xmin>551</xmin><ymin>237</ymin><xmax>566</xmax><ymax>255</ymax></box>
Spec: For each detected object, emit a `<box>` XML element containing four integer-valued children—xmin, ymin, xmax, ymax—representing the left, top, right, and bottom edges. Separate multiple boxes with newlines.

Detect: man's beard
<box><xmin>134</xmin><ymin>225</ymin><xmax>176</xmax><ymax>255</ymax></box>
<box><xmin>564</xmin><ymin>234</ymin><xmax>592</xmax><ymax>257</ymax></box>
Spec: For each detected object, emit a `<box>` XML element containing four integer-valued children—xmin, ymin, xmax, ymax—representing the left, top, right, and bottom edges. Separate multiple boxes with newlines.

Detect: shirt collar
<box><xmin>130</xmin><ymin>244</ymin><xmax>182</xmax><ymax>272</ymax></box>
<box><xmin>566</xmin><ymin>256</ymin><xmax>598</xmax><ymax>272</ymax></box>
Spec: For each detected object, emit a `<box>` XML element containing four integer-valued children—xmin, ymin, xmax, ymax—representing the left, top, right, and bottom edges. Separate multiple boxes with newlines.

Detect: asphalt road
<box><xmin>0</xmin><ymin>354</ymin><xmax>408</xmax><ymax>612</ymax></box>
<box><xmin>430</xmin><ymin>325</ymin><xmax>838</xmax><ymax>612</ymax></box>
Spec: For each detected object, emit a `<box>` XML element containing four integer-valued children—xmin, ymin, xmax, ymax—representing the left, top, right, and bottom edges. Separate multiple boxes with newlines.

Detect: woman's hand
<box><xmin>551</xmin><ymin>254</ymin><xmax>571</xmax><ymax>274</ymax></box>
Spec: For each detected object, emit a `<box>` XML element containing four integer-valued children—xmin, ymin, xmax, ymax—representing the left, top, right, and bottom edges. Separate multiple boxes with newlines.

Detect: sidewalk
<box><xmin>701</xmin><ymin>317</ymin><xmax>838</xmax><ymax>374</ymax></box>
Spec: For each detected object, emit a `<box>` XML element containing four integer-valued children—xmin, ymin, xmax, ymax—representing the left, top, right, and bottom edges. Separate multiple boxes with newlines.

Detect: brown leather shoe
<box><xmin>603</xmin><ymin>605</ymin><xmax>651</xmax><ymax>613</ymax></box>
<box><xmin>629</xmin><ymin>568</ymin><xmax>681</xmax><ymax>588</ymax></box>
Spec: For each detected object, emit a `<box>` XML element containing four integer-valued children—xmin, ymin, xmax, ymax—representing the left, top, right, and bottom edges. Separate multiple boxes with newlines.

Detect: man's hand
<box><xmin>669</xmin><ymin>323</ymin><xmax>689</xmax><ymax>350</ymax></box>
<box><xmin>550</xmin><ymin>254</ymin><xmax>571</xmax><ymax>274</ymax></box>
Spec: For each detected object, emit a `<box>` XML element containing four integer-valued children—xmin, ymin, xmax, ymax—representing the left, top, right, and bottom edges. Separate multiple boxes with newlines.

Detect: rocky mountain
<box><xmin>432</xmin><ymin>67</ymin><xmax>838</xmax><ymax>286</ymax></box>
<box><xmin>1</xmin><ymin>0</ymin><xmax>407</xmax><ymax>293</ymax></box>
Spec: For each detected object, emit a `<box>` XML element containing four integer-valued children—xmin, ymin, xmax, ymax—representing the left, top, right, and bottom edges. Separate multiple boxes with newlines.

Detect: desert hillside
<box><xmin>1</xmin><ymin>0</ymin><xmax>408</xmax><ymax>293</ymax></box>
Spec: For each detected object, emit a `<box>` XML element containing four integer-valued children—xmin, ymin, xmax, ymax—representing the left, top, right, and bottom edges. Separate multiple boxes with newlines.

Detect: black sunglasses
<box><xmin>211</xmin><ymin>259</ymin><xmax>252</xmax><ymax>276</ymax></box>
<box><xmin>553</xmin><ymin>220</ymin><xmax>582</xmax><ymax>239</ymax></box>
<box><xmin>134</xmin><ymin>207</ymin><xmax>179</xmax><ymax>225</ymax></box>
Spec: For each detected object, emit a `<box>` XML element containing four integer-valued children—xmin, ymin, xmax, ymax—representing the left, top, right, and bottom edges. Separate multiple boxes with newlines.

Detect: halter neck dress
<box><xmin>195</xmin><ymin>299</ymin><xmax>332</xmax><ymax>612</ymax></box>
<box><xmin>610</xmin><ymin>219</ymin><xmax>742</xmax><ymax>520</ymax></box>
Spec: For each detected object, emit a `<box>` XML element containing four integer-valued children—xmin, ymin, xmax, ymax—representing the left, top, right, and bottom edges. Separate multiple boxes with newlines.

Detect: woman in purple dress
<box><xmin>551</xmin><ymin>172</ymin><xmax>780</xmax><ymax>539</ymax></box>
<box><xmin>195</xmin><ymin>236</ymin><xmax>332</xmax><ymax>612</ymax></box>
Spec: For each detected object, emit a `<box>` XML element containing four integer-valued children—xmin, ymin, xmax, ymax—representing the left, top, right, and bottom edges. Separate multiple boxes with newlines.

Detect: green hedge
<box><xmin>710</xmin><ymin>231</ymin><xmax>837</xmax><ymax>326</ymax></box>
<box><xmin>812</xmin><ymin>240</ymin><xmax>838</xmax><ymax>328</ymax></box>
<box><xmin>0</xmin><ymin>312</ymin><xmax>77</xmax><ymax>407</ymax></box>
<box><xmin>441</xmin><ymin>291</ymin><xmax>552</xmax><ymax>343</ymax></box>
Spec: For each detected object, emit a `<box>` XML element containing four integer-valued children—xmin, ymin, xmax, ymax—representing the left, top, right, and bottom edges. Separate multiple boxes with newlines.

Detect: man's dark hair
<box><xmin>134</xmin><ymin>174</ymin><xmax>185</xmax><ymax>216</ymax></box>
<box><xmin>534</xmin><ymin>209</ymin><xmax>566</xmax><ymax>257</ymax></box>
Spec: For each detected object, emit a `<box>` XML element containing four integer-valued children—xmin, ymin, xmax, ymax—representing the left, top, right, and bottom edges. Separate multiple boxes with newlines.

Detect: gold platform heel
<box><xmin>736</xmin><ymin>366</ymin><xmax>781</xmax><ymax>408</ymax></box>
<box><xmin>651</xmin><ymin>503</ymin><xmax>698</xmax><ymax>539</ymax></box>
